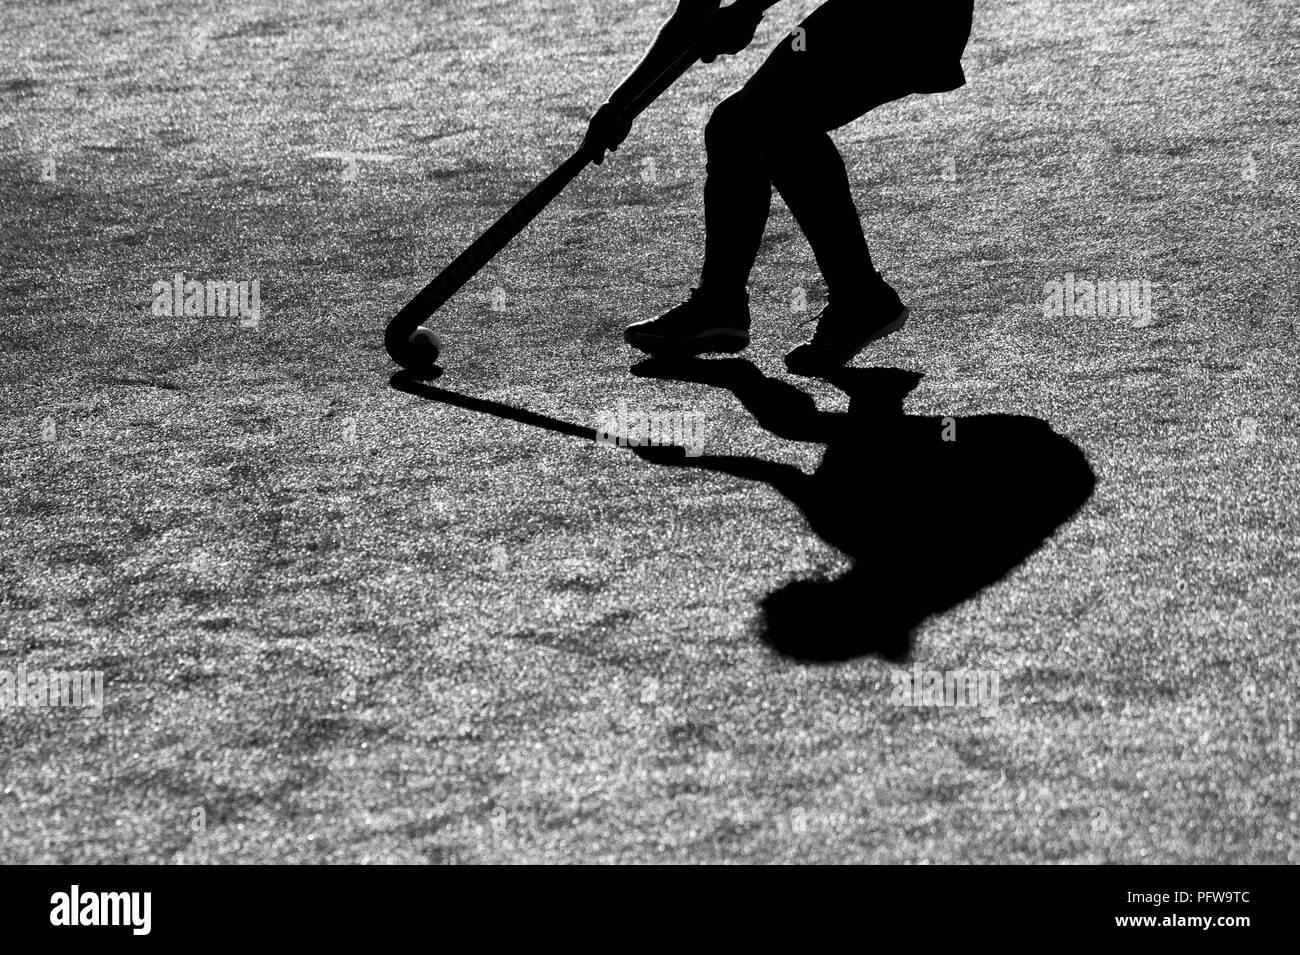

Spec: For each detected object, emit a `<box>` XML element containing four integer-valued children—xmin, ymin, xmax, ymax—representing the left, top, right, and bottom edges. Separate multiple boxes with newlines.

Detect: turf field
<box><xmin>1</xmin><ymin>0</ymin><xmax>1297</xmax><ymax>863</ymax></box>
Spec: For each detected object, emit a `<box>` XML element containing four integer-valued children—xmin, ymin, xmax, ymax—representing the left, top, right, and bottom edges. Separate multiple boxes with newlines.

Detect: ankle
<box><xmin>832</xmin><ymin>268</ymin><xmax>886</xmax><ymax>288</ymax></box>
<box><xmin>828</xmin><ymin>273</ymin><xmax>893</xmax><ymax>305</ymax></box>
<box><xmin>694</xmin><ymin>283</ymin><xmax>750</xmax><ymax>306</ymax></box>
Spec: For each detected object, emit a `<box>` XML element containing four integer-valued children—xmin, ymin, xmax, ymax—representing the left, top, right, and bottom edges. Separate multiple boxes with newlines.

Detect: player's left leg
<box><xmin>623</xmin><ymin>91</ymin><xmax>766</xmax><ymax>357</ymax></box>
<box><xmin>696</xmin><ymin>91</ymin><xmax>773</xmax><ymax>298</ymax></box>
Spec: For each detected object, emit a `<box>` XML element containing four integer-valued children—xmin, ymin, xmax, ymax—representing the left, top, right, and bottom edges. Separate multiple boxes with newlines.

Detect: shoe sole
<box><xmin>862</xmin><ymin>306</ymin><xmax>908</xmax><ymax>348</ymax></box>
<box><xmin>625</xmin><ymin>328</ymin><xmax>750</xmax><ymax>356</ymax></box>
<box><xmin>784</xmin><ymin>306</ymin><xmax>909</xmax><ymax>374</ymax></box>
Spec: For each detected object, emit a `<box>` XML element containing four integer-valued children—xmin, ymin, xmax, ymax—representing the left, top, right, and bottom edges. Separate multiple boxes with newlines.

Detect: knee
<box><xmin>706</xmin><ymin>91</ymin><xmax>816</xmax><ymax>164</ymax></box>
<box><xmin>705</xmin><ymin>93</ymin><xmax>755</xmax><ymax>154</ymax></box>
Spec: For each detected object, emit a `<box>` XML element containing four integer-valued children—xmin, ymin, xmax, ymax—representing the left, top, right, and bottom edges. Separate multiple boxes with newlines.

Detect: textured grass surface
<box><xmin>0</xmin><ymin>0</ymin><xmax>1297</xmax><ymax>862</ymax></box>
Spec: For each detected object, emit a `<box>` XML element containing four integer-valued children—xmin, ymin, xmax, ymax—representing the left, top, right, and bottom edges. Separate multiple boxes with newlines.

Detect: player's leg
<box><xmin>624</xmin><ymin>91</ymin><xmax>764</xmax><ymax>356</ymax></box>
<box><xmin>625</xmin><ymin>0</ymin><xmax>952</xmax><ymax>359</ymax></box>
<box><xmin>692</xmin><ymin>0</ymin><xmax>913</xmax><ymax>301</ymax></box>
<box><xmin>741</xmin><ymin>3</ymin><xmax>909</xmax><ymax>296</ymax></box>
<box><xmin>696</xmin><ymin>92</ymin><xmax>772</xmax><ymax>298</ymax></box>
<box><xmin>736</xmin><ymin>0</ymin><xmax>918</xmax><ymax>371</ymax></box>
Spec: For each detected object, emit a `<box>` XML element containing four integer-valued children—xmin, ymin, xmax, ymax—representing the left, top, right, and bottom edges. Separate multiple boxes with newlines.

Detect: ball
<box><xmin>407</xmin><ymin>325</ymin><xmax>442</xmax><ymax>366</ymax></box>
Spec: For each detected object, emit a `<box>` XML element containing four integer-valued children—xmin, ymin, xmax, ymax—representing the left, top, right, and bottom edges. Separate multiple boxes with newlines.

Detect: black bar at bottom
<box><xmin>3</xmin><ymin>865</ymin><xmax>1283</xmax><ymax>944</ymax></box>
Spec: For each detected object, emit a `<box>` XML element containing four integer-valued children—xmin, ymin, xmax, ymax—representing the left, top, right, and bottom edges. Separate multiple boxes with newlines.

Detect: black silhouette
<box><xmin>592</xmin><ymin>1</ymin><xmax>976</xmax><ymax>368</ymax></box>
<box><xmin>392</xmin><ymin>361</ymin><xmax>1096</xmax><ymax>662</ymax></box>
<box><xmin>388</xmin><ymin>2</ymin><xmax>978</xmax><ymax>372</ymax></box>
<box><xmin>629</xmin><ymin>359</ymin><xmax>1095</xmax><ymax>661</ymax></box>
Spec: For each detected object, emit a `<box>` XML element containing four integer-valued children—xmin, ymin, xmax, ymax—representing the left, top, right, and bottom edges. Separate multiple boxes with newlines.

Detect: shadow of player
<box><xmin>391</xmin><ymin>359</ymin><xmax>1095</xmax><ymax>663</ymax></box>
<box><xmin>627</xmin><ymin>358</ymin><xmax>1096</xmax><ymax>662</ymax></box>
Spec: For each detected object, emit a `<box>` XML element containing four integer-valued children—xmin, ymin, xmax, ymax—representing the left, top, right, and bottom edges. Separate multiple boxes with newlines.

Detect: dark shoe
<box><xmin>625</xmin><ymin>288</ymin><xmax>750</xmax><ymax>356</ymax></box>
<box><xmin>784</xmin><ymin>283</ymin><xmax>908</xmax><ymax>376</ymax></box>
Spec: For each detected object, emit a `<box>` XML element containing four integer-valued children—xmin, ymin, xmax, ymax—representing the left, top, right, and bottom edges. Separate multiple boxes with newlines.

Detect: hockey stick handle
<box><xmin>618</xmin><ymin>0</ymin><xmax>780</xmax><ymax>124</ymax></box>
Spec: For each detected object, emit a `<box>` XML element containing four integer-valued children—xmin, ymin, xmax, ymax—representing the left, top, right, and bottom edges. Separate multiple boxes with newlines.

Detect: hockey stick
<box><xmin>384</xmin><ymin>0</ymin><xmax>777</xmax><ymax>369</ymax></box>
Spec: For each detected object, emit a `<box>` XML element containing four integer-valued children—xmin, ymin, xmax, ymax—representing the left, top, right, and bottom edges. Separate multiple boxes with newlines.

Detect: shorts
<box><xmin>740</xmin><ymin>0</ymin><xmax>974</xmax><ymax>132</ymax></box>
